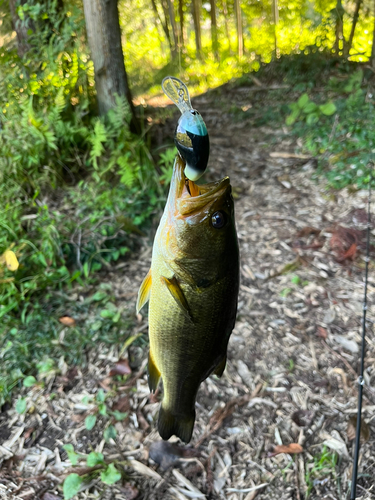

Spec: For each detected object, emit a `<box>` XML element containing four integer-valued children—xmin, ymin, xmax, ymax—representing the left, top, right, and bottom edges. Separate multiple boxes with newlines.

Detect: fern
<box><xmin>89</xmin><ymin>119</ymin><xmax>107</xmax><ymax>168</ymax></box>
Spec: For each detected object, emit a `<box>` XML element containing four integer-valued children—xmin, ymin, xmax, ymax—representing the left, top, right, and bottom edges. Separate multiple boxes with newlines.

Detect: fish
<box><xmin>137</xmin><ymin>155</ymin><xmax>239</xmax><ymax>443</ymax></box>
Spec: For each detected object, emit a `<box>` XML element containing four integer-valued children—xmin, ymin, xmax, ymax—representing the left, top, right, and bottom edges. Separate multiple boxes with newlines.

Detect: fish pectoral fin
<box><xmin>213</xmin><ymin>355</ymin><xmax>227</xmax><ymax>378</ymax></box>
<box><xmin>148</xmin><ymin>350</ymin><xmax>161</xmax><ymax>393</ymax></box>
<box><xmin>136</xmin><ymin>269</ymin><xmax>152</xmax><ymax>313</ymax></box>
<box><xmin>161</xmin><ymin>275</ymin><xmax>193</xmax><ymax>322</ymax></box>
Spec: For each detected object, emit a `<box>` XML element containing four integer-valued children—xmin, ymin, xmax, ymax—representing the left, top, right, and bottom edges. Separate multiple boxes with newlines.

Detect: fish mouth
<box><xmin>171</xmin><ymin>155</ymin><xmax>230</xmax><ymax>216</ymax></box>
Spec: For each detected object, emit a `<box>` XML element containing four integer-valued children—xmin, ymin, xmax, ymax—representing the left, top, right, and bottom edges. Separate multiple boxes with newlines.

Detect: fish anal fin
<box><xmin>136</xmin><ymin>269</ymin><xmax>152</xmax><ymax>313</ymax></box>
<box><xmin>161</xmin><ymin>275</ymin><xmax>193</xmax><ymax>322</ymax></box>
<box><xmin>213</xmin><ymin>355</ymin><xmax>227</xmax><ymax>378</ymax></box>
<box><xmin>147</xmin><ymin>350</ymin><xmax>160</xmax><ymax>393</ymax></box>
<box><xmin>158</xmin><ymin>405</ymin><xmax>195</xmax><ymax>443</ymax></box>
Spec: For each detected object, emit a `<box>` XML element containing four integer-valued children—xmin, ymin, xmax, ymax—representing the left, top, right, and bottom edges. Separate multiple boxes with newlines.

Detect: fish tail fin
<box><xmin>158</xmin><ymin>405</ymin><xmax>195</xmax><ymax>444</ymax></box>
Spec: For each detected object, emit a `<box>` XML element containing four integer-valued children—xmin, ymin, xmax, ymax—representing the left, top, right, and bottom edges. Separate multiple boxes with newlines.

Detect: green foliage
<box><xmin>63</xmin><ymin>473</ymin><xmax>83</xmax><ymax>500</ymax></box>
<box><xmin>287</xmin><ymin>68</ymin><xmax>374</xmax><ymax>189</ymax></box>
<box><xmin>286</xmin><ymin>93</ymin><xmax>336</xmax><ymax>125</ymax></box>
<box><xmin>305</xmin><ymin>446</ymin><xmax>338</xmax><ymax>497</ymax></box>
<box><xmin>101</xmin><ymin>463</ymin><xmax>122</xmax><ymax>485</ymax></box>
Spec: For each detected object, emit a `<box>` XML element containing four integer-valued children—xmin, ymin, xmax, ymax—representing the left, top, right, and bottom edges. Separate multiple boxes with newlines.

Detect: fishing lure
<box><xmin>162</xmin><ymin>76</ymin><xmax>209</xmax><ymax>182</ymax></box>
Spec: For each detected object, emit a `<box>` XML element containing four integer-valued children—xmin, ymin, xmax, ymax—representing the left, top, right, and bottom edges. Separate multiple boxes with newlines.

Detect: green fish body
<box><xmin>137</xmin><ymin>155</ymin><xmax>239</xmax><ymax>443</ymax></box>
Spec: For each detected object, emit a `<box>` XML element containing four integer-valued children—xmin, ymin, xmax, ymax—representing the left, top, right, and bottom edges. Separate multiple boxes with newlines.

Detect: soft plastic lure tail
<box><xmin>162</xmin><ymin>76</ymin><xmax>209</xmax><ymax>181</ymax></box>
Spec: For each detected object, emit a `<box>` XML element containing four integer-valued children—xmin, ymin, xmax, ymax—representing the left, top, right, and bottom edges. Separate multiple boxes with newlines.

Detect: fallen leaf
<box><xmin>112</xmin><ymin>396</ymin><xmax>131</xmax><ymax>413</ymax></box>
<box><xmin>109</xmin><ymin>359</ymin><xmax>132</xmax><ymax>377</ymax></box>
<box><xmin>118</xmin><ymin>483</ymin><xmax>139</xmax><ymax>500</ymax></box>
<box><xmin>42</xmin><ymin>493</ymin><xmax>62</xmax><ymax>500</ymax></box>
<box><xmin>59</xmin><ymin>316</ymin><xmax>76</xmax><ymax>327</ymax></box>
<box><xmin>347</xmin><ymin>415</ymin><xmax>370</xmax><ymax>443</ymax></box>
<box><xmin>269</xmin><ymin>443</ymin><xmax>303</xmax><ymax>456</ymax></box>
<box><xmin>316</xmin><ymin>326</ymin><xmax>328</xmax><ymax>339</ymax></box>
<box><xmin>297</xmin><ymin>227</ymin><xmax>321</xmax><ymax>237</ymax></box>
<box><xmin>3</xmin><ymin>250</ymin><xmax>19</xmax><ymax>271</ymax></box>
<box><xmin>291</xmin><ymin>410</ymin><xmax>314</xmax><ymax>428</ymax></box>
<box><xmin>149</xmin><ymin>441</ymin><xmax>200</xmax><ymax>471</ymax></box>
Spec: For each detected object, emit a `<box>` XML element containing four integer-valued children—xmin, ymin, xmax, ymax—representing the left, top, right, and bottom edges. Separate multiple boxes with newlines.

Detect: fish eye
<box><xmin>211</xmin><ymin>211</ymin><xmax>226</xmax><ymax>229</ymax></box>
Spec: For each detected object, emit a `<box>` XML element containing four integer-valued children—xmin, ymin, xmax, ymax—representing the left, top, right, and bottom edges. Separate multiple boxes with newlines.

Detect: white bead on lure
<box><xmin>162</xmin><ymin>76</ymin><xmax>209</xmax><ymax>182</ymax></box>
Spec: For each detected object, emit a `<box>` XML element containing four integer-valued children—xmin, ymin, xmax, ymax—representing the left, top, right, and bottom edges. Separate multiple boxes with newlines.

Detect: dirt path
<box><xmin>1</xmin><ymin>84</ymin><xmax>375</xmax><ymax>500</ymax></box>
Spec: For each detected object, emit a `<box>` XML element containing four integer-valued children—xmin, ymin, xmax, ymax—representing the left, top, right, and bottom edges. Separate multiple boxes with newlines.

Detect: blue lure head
<box><xmin>162</xmin><ymin>76</ymin><xmax>210</xmax><ymax>181</ymax></box>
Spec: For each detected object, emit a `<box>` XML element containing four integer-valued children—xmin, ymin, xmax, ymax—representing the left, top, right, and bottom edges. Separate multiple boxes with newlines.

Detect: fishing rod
<box><xmin>350</xmin><ymin>166</ymin><xmax>373</xmax><ymax>500</ymax></box>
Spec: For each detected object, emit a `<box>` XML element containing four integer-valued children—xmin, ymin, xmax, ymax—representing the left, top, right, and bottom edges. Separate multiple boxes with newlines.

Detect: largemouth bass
<box><xmin>137</xmin><ymin>155</ymin><xmax>239</xmax><ymax>443</ymax></box>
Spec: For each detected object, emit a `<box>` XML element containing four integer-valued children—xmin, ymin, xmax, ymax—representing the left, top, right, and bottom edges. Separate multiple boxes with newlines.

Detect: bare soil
<box><xmin>1</xmin><ymin>81</ymin><xmax>375</xmax><ymax>500</ymax></box>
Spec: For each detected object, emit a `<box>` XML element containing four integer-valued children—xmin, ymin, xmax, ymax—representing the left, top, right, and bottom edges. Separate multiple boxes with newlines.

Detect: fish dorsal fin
<box><xmin>136</xmin><ymin>269</ymin><xmax>152</xmax><ymax>313</ymax></box>
<box><xmin>161</xmin><ymin>275</ymin><xmax>193</xmax><ymax>322</ymax></box>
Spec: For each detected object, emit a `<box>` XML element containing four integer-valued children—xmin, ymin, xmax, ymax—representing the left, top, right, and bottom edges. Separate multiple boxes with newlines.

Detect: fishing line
<box><xmin>350</xmin><ymin>164</ymin><xmax>373</xmax><ymax>500</ymax></box>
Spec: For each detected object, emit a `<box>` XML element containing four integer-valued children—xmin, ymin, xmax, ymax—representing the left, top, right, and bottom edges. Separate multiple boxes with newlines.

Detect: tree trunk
<box><xmin>151</xmin><ymin>0</ymin><xmax>173</xmax><ymax>54</ymax></box>
<box><xmin>334</xmin><ymin>0</ymin><xmax>345</xmax><ymax>54</ymax></box>
<box><xmin>178</xmin><ymin>0</ymin><xmax>186</xmax><ymax>50</ymax></box>
<box><xmin>8</xmin><ymin>0</ymin><xmax>33</xmax><ymax>56</ymax></box>
<box><xmin>82</xmin><ymin>0</ymin><xmax>138</xmax><ymax>130</ymax></box>
<box><xmin>166</xmin><ymin>0</ymin><xmax>178</xmax><ymax>57</ymax></box>
<box><xmin>209</xmin><ymin>0</ymin><xmax>218</xmax><ymax>60</ymax></box>
<box><xmin>222</xmin><ymin>0</ymin><xmax>232</xmax><ymax>54</ymax></box>
<box><xmin>234</xmin><ymin>0</ymin><xmax>243</xmax><ymax>58</ymax></box>
<box><xmin>192</xmin><ymin>0</ymin><xmax>202</xmax><ymax>57</ymax></box>
<box><xmin>273</xmin><ymin>0</ymin><xmax>279</xmax><ymax>56</ymax></box>
<box><xmin>346</xmin><ymin>0</ymin><xmax>362</xmax><ymax>56</ymax></box>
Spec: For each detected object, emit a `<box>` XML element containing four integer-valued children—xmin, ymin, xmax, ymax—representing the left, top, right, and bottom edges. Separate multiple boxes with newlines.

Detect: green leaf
<box><xmin>103</xmin><ymin>425</ymin><xmax>117</xmax><ymax>442</ymax></box>
<box><xmin>112</xmin><ymin>410</ymin><xmax>128</xmax><ymax>421</ymax></box>
<box><xmin>297</xmin><ymin>93</ymin><xmax>310</xmax><ymax>109</ymax></box>
<box><xmin>100</xmin><ymin>463</ymin><xmax>121</xmax><ymax>485</ymax></box>
<box><xmin>291</xmin><ymin>275</ymin><xmax>301</xmax><ymax>285</ymax></box>
<box><xmin>63</xmin><ymin>444</ymin><xmax>80</xmax><ymax>465</ymax></box>
<box><xmin>98</xmin><ymin>403</ymin><xmax>107</xmax><ymax>416</ymax></box>
<box><xmin>303</xmin><ymin>102</ymin><xmax>318</xmax><ymax>114</ymax></box>
<box><xmin>16</xmin><ymin>397</ymin><xmax>27</xmax><ymax>414</ymax></box>
<box><xmin>319</xmin><ymin>102</ymin><xmax>337</xmax><ymax>116</ymax></box>
<box><xmin>83</xmin><ymin>261</ymin><xmax>90</xmax><ymax>278</ymax></box>
<box><xmin>63</xmin><ymin>473</ymin><xmax>83</xmax><ymax>500</ymax></box>
<box><xmin>100</xmin><ymin>309</ymin><xmax>115</xmax><ymax>319</ymax></box>
<box><xmin>85</xmin><ymin>414</ymin><xmax>97</xmax><ymax>431</ymax></box>
<box><xmin>86</xmin><ymin>451</ymin><xmax>104</xmax><ymax>467</ymax></box>
<box><xmin>23</xmin><ymin>376</ymin><xmax>37</xmax><ymax>387</ymax></box>
<box><xmin>306</xmin><ymin>112</ymin><xmax>319</xmax><ymax>125</ymax></box>
<box><xmin>96</xmin><ymin>389</ymin><xmax>105</xmax><ymax>402</ymax></box>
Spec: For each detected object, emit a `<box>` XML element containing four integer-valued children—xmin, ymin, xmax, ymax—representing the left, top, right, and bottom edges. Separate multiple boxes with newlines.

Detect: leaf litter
<box><xmin>1</xmin><ymin>82</ymin><xmax>375</xmax><ymax>499</ymax></box>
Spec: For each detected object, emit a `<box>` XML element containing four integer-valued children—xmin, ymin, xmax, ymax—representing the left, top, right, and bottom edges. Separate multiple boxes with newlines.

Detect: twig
<box><xmin>194</xmin><ymin>382</ymin><xmax>262</xmax><ymax>448</ymax></box>
<box><xmin>320</xmin><ymin>340</ymin><xmax>358</xmax><ymax>379</ymax></box>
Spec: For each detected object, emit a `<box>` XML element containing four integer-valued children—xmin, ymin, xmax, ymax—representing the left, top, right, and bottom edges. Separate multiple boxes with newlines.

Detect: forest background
<box><xmin>0</xmin><ymin>0</ymin><xmax>374</xmax><ymax>414</ymax></box>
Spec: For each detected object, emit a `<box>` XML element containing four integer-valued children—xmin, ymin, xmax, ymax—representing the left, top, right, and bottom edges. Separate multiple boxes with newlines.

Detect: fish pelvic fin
<box><xmin>213</xmin><ymin>355</ymin><xmax>227</xmax><ymax>378</ymax></box>
<box><xmin>136</xmin><ymin>269</ymin><xmax>152</xmax><ymax>313</ymax></box>
<box><xmin>147</xmin><ymin>350</ymin><xmax>161</xmax><ymax>393</ymax></box>
<box><xmin>160</xmin><ymin>275</ymin><xmax>193</xmax><ymax>322</ymax></box>
<box><xmin>158</xmin><ymin>405</ymin><xmax>195</xmax><ymax>444</ymax></box>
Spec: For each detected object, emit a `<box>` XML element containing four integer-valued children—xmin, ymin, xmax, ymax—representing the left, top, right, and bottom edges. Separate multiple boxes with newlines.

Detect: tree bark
<box><xmin>209</xmin><ymin>0</ymin><xmax>218</xmax><ymax>60</ymax></box>
<box><xmin>334</xmin><ymin>0</ymin><xmax>345</xmax><ymax>54</ymax></box>
<box><xmin>8</xmin><ymin>0</ymin><xmax>33</xmax><ymax>56</ymax></box>
<box><xmin>192</xmin><ymin>0</ymin><xmax>202</xmax><ymax>57</ymax></box>
<box><xmin>82</xmin><ymin>0</ymin><xmax>138</xmax><ymax>130</ymax></box>
<box><xmin>234</xmin><ymin>0</ymin><xmax>243</xmax><ymax>58</ymax></box>
<box><xmin>151</xmin><ymin>0</ymin><xmax>173</xmax><ymax>54</ymax></box>
<box><xmin>273</xmin><ymin>0</ymin><xmax>279</xmax><ymax>56</ymax></box>
<box><xmin>178</xmin><ymin>0</ymin><xmax>186</xmax><ymax>50</ymax></box>
<box><xmin>346</xmin><ymin>0</ymin><xmax>362</xmax><ymax>56</ymax></box>
<box><xmin>222</xmin><ymin>0</ymin><xmax>232</xmax><ymax>54</ymax></box>
<box><xmin>166</xmin><ymin>0</ymin><xmax>178</xmax><ymax>58</ymax></box>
